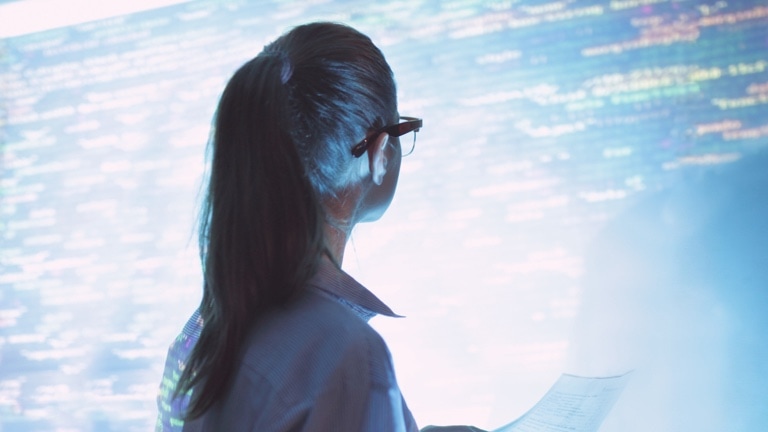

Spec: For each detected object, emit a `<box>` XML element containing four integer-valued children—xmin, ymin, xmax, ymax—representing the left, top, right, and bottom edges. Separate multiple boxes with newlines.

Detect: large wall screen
<box><xmin>1</xmin><ymin>1</ymin><xmax>766</xmax><ymax>430</ymax></box>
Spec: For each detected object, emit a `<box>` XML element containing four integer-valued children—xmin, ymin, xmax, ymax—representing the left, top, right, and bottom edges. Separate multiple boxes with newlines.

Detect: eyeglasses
<box><xmin>351</xmin><ymin>116</ymin><xmax>422</xmax><ymax>158</ymax></box>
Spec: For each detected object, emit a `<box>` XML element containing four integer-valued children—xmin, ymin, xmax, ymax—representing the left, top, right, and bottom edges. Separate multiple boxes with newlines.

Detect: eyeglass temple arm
<box><xmin>351</xmin><ymin>117</ymin><xmax>423</xmax><ymax>157</ymax></box>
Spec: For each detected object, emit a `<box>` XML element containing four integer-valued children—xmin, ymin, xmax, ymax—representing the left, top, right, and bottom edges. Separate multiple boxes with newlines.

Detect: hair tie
<box><xmin>264</xmin><ymin>49</ymin><xmax>293</xmax><ymax>84</ymax></box>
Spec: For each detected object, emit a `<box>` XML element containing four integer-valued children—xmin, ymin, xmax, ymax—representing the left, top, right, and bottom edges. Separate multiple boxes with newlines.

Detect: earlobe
<box><xmin>368</xmin><ymin>132</ymin><xmax>389</xmax><ymax>186</ymax></box>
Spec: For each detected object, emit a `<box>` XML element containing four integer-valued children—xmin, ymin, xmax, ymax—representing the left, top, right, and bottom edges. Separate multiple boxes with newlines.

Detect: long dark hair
<box><xmin>174</xmin><ymin>22</ymin><xmax>397</xmax><ymax>419</ymax></box>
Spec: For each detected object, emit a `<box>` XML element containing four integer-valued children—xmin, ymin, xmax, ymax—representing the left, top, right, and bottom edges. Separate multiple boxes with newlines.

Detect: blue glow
<box><xmin>1</xmin><ymin>1</ymin><xmax>766</xmax><ymax>430</ymax></box>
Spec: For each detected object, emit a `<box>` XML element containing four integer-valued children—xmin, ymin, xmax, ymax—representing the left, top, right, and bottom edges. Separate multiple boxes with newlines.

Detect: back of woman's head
<box><xmin>265</xmin><ymin>22</ymin><xmax>397</xmax><ymax>196</ymax></box>
<box><xmin>176</xmin><ymin>22</ymin><xmax>397</xmax><ymax>419</ymax></box>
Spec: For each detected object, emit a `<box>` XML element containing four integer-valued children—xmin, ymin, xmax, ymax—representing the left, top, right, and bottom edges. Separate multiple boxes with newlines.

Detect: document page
<box><xmin>493</xmin><ymin>372</ymin><xmax>631</xmax><ymax>432</ymax></box>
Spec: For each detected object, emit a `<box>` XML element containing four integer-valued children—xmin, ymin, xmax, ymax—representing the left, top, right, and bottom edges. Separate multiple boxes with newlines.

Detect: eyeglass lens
<box><xmin>401</xmin><ymin>131</ymin><xmax>417</xmax><ymax>157</ymax></box>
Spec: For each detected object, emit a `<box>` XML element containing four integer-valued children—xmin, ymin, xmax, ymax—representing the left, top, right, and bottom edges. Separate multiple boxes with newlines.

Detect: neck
<box><xmin>321</xmin><ymin>187</ymin><xmax>362</xmax><ymax>266</ymax></box>
<box><xmin>323</xmin><ymin>220</ymin><xmax>351</xmax><ymax>265</ymax></box>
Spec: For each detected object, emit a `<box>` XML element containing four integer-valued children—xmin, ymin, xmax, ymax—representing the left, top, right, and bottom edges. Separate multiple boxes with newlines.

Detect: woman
<box><xmin>156</xmin><ymin>22</ymin><xmax>424</xmax><ymax>431</ymax></box>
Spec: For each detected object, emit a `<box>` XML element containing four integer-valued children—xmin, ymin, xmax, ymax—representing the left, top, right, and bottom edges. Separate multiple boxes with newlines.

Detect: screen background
<box><xmin>1</xmin><ymin>1</ymin><xmax>767</xmax><ymax>430</ymax></box>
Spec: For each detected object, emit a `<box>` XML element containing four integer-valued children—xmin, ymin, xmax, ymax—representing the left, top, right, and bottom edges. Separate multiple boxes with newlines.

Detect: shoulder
<box><xmin>199</xmin><ymin>290</ymin><xmax>412</xmax><ymax>431</ymax></box>
<box><xmin>207</xmin><ymin>290</ymin><xmax>395</xmax><ymax>428</ymax></box>
<box><xmin>241</xmin><ymin>289</ymin><xmax>393</xmax><ymax>388</ymax></box>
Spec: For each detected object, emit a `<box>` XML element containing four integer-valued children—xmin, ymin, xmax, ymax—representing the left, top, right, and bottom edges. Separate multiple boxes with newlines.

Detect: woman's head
<box><xmin>211</xmin><ymin>22</ymin><xmax>402</xmax><ymax>232</ymax></box>
<box><xmin>260</xmin><ymin>21</ymin><xmax>397</xmax><ymax>197</ymax></box>
<box><xmin>178</xmin><ymin>22</ymin><xmax>401</xmax><ymax>419</ymax></box>
<box><xmin>206</xmin><ymin>21</ymin><xmax>399</xmax><ymax>288</ymax></box>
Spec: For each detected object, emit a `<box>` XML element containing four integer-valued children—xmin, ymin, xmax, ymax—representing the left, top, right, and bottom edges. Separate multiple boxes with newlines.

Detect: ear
<box><xmin>367</xmin><ymin>132</ymin><xmax>389</xmax><ymax>185</ymax></box>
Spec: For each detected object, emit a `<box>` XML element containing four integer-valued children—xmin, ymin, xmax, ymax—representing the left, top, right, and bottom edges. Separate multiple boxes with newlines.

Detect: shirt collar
<box><xmin>307</xmin><ymin>257</ymin><xmax>403</xmax><ymax>319</ymax></box>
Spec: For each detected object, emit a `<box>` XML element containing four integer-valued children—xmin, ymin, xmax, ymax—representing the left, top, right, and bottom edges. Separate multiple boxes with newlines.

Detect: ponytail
<box><xmin>175</xmin><ymin>53</ymin><xmax>325</xmax><ymax>419</ymax></box>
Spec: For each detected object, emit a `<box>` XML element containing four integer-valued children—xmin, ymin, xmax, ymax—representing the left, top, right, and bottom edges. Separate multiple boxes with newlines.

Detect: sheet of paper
<box><xmin>493</xmin><ymin>372</ymin><xmax>631</xmax><ymax>432</ymax></box>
